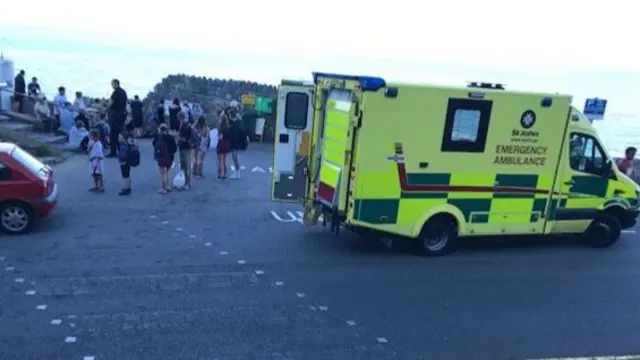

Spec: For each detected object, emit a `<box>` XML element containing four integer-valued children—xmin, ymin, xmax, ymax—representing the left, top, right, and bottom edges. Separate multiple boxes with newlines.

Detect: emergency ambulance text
<box><xmin>493</xmin><ymin>145</ymin><xmax>547</xmax><ymax>166</ymax></box>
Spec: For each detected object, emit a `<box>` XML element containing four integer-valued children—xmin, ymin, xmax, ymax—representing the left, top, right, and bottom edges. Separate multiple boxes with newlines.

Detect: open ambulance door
<box><xmin>271</xmin><ymin>85</ymin><xmax>314</xmax><ymax>202</ymax></box>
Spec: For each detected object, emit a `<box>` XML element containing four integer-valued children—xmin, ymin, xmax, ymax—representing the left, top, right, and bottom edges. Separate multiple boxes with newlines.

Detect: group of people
<box><xmin>85</xmin><ymin>80</ymin><xmax>249</xmax><ymax>195</ymax></box>
<box><xmin>150</xmin><ymin>100</ymin><xmax>248</xmax><ymax>193</ymax></box>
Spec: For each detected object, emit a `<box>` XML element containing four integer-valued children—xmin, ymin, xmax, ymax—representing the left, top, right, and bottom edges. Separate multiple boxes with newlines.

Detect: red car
<box><xmin>0</xmin><ymin>143</ymin><xmax>58</xmax><ymax>234</ymax></box>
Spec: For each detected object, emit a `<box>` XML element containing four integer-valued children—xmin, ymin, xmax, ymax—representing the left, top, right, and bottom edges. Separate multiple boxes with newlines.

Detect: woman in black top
<box><xmin>168</xmin><ymin>98</ymin><xmax>181</xmax><ymax>132</ymax></box>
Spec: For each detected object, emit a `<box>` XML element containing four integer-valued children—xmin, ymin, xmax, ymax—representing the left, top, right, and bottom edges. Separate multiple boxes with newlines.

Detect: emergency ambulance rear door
<box><xmin>315</xmin><ymin>89</ymin><xmax>355</xmax><ymax>212</ymax></box>
<box><xmin>271</xmin><ymin>85</ymin><xmax>314</xmax><ymax>202</ymax></box>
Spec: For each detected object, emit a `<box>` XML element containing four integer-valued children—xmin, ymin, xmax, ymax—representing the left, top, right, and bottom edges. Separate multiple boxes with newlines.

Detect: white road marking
<box><xmin>237</xmin><ymin>260</ymin><xmax>246</xmax><ymax>265</ymax></box>
<box><xmin>69</xmin><ymin>323</ymin><xmax>76</xmax><ymax>328</ymax></box>
<box><xmin>319</xmin><ymin>305</ymin><xmax>328</xmax><ymax>311</ymax></box>
<box><xmin>176</xmin><ymin>227</ymin><xmax>183</xmax><ymax>231</ymax></box>
<box><xmin>526</xmin><ymin>357</ymin><xmax>640</xmax><ymax>360</ymax></box>
<box><xmin>84</xmin><ymin>357</ymin><xmax>96</xmax><ymax>360</ymax></box>
<box><xmin>220</xmin><ymin>251</ymin><xmax>228</xmax><ymax>255</ymax></box>
<box><xmin>377</xmin><ymin>337</ymin><xmax>388</xmax><ymax>344</ymax></box>
<box><xmin>296</xmin><ymin>292</ymin><xmax>306</xmax><ymax>298</ymax></box>
<box><xmin>274</xmin><ymin>281</ymin><xmax>284</xmax><ymax>286</ymax></box>
<box><xmin>64</xmin><ymin>336</ymin><xmax>77</xmax><ymax>343</ymax></box>
<box><xmin>36</xmin><ymin>304</ymin><xmax>48</xmax><ymax>310</ymax></box>
<box><xmin>25</xmin><ymin>290</ymin><xmax>36</xmax><ymax>296</ymax></box>
<box><xmin>51</xmin><ymin>319</ymin><xmax>62</xmax><ymax>325</ymax></box>
<box><xmin>150</xmin><ymin>215</ymin><xmax>157</xmax><ymax>219</ymax></box>
<box><xmin>252</xmin><ymin>166</ymin><xmax>266</xmax><ymax>173</ymax></box>
<box><xmin>67</xmin><ymin>314</ymin><xmax>77</xmax><ymax>319</ymax></box>
<box><xmin>190</xmin><ymin>235</ymin><xmax>197</xmax><ymax>239</ymax></box>
<box><xmin>309</xmin><ymin>305</ymin><xmax>317</xmax><ymax>311</ymax></box>
<box><xmin>161</xmin><ymin>221</ymin><xmax>169</xmax><ymax>225</ymax></box>
<box><xmin>622</xmin><ymin>230</ymin><xmax>636</xmax><ymax>234</ymax></box>
<box><xmin>255</xmin><ymin>270</ymin><xmax>264</xmax><ymax>275</ymax></box>
<box><xmin>269</xmin><ymin>167</ymin><xmax>273</xmax><ymax>173</ymax></box>
<box><xmin>346</xmin><ymin>320</ymin><xmax>357</xmax><ymax>326</ymax></box>
<box><xmin>5</xmin><ymin>266</ymin><xmax>15</xmax><ymax>271</ymax></box>
<box><xmin>270</xmin><ymin>211</ymin><xmax>297</xmax><ymax>223</ymax></box>
<box><xmin>14</xmin><ymin>277</ymin><xmax>24</xmax><ymax>283</ymax></box>
<box><xmin>0</xmin><ymin>256</ymin><xmax>5</xmax><ymax>260</ymax></box>
<box><xmin>204</xmin><ymin>242</ymin><xmax>212</xmax><ymax>247</ymax></box>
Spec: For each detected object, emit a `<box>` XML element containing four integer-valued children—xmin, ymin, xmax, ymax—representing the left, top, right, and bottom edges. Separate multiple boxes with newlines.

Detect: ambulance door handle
<box><xmin>564</xmin><ymin>180</ymin><xmax>575</xmax><ymax>185</ymax></box>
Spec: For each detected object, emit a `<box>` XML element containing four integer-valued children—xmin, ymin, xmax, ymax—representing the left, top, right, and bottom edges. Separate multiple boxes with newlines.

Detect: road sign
<box><xmin>255</xmin><ymin>96</ymin><xmax>273</xmax><ymax>114</ymax></box>
<box><xmin>241</xmin><ymin>94</ymin><xmax>256</xmax><ymax>105</ymax></box>
<box><xmin>583</xmin><ymin>98</ymin><xmax>607</xmax><ymax>121</ymax></box>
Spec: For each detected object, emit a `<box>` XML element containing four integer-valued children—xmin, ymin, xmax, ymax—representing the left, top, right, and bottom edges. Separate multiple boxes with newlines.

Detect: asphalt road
<box><xmin>1</xmin><ymin>140</ymin><xmax>640</xmax><ymax>360</ymax></box>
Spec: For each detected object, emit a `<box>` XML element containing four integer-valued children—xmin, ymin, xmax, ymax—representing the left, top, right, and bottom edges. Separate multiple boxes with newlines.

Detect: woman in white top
<box><xmin>53</xmin><ymin>86</ymin><xmax>68</xmax><ymax>130</ymax></box>
<box><xmin>73</xmin><ymin>91</ymin><xmax>86</xmax><ymax>112</ymax></box>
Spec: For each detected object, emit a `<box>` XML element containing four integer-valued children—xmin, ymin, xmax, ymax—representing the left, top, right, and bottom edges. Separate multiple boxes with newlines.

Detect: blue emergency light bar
<box><xmin>312</xmin><ymin>72</ymin><xmax>387</xmax><ymax>91</ymax></box>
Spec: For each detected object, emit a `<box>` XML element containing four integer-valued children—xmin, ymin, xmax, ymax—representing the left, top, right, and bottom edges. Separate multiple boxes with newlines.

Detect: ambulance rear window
<box><xmin>441</xmin><ymin>98</ymin><xmax>493</xmax><ymax>153</ymax></box>
<box><xmin>284</xmin><ymin>92</ymin><xmax>309</xmax><ymax>130</ymax></box>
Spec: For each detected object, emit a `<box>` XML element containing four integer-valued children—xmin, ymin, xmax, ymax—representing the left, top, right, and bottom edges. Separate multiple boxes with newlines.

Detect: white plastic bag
<box><xmin>173</xmin><ymin>169</ymin><xmax>185</xmax><ymax>188</ymax></box>
<box><xmin>209</xmin><ymin>128</ymin><xmax>219</xmax><ymax>151</ymax></box>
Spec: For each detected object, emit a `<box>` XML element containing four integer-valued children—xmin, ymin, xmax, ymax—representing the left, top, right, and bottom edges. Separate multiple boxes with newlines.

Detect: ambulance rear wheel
<box><xmin>583</xmin><ymin>213</ymin><xmax>622</xmax><ymax>248</ymax></box>
<box><xmin>417</xmin><ymin>216</ymin><xmax>457</xmax><ymax>257</ymax></box>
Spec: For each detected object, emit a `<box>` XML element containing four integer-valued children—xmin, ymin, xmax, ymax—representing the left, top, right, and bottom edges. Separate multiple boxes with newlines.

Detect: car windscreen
<box><xmin>11</xmin><ymin>147</ymin><xmax>46</xmax><ymax>176</ymax></box>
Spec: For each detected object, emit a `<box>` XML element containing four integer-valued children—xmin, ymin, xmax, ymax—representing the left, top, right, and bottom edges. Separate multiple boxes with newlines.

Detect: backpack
<box><xmin>154</xmin><ymin>136</ymin><xmax>169</xmax><ymax>160</ymax></box>
<box><xmin>181</xmin><ymin>123</ymin><xmax>197</xmax><ymax>148</ymax></box>
<box><xmin>127</xmin><ymin>144</ymin><xmax>140</xmax><ymax>167</ymax></box>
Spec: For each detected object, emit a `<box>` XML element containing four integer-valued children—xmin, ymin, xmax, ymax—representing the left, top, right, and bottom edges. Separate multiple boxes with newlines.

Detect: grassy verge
<box><xmin>0</xmin><ymin>124</ymin><xmax>71</xmax><ymax>163</ymax></box>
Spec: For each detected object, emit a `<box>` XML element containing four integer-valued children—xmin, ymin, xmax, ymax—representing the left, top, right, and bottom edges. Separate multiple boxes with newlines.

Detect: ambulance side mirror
<box><xmin>601</xmin><ymin>160</ymin><xmax>613</xmax><ymax>178</ymax></box>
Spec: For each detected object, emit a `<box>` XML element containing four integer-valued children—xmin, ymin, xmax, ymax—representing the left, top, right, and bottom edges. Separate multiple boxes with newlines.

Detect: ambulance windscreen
<box><xmin>451</xmin><ymin>109</ymin><xmax>481</xmax><ymax>142</ymax></box>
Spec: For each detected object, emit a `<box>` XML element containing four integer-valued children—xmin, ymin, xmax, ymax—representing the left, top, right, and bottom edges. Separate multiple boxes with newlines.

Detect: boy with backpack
<box><xmin>177</xmin><ymin>112</ymin><xmax>195</xmax><ymax>190</ymax></box>
<box><xmin>117</xmin><ymin>130</ymin><xmax>140</xmax><ymax>196</ymax></box>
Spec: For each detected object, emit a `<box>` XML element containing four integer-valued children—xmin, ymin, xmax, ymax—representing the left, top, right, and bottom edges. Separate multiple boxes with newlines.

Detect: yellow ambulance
<box><xmin>271</xmin><ymin>72</ymin><xmax>640</xmax><ymax>256</ymax></box>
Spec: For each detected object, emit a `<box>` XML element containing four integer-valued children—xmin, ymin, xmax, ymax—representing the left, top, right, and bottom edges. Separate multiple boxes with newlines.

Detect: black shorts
<box><xmin>132</xmin><ymin>116</ymin><xmax>143</xmax><ymax>128</ymax></box>
<box><xmin>120</xmin><ymin>163</ymin><xmax>131</xmax><ymax>178</ymax></box>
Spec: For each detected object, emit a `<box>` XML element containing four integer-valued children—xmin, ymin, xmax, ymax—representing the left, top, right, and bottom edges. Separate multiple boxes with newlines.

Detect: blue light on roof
<box><xmin>312</xmin><ymin>72</ymin><xmax>387</xmax><ymax>92</ymax></box>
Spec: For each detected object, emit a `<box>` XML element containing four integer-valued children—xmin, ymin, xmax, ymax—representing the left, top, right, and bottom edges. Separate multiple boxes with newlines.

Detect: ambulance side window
<box><xmin>441</xmin><ymin>99</ymin><xmax>493</xmax><ymax>153</ymax></box>
<box><xmin>284</xmin><ymin>92</ymin><xmax>309</xmax><ymax>130</ymax></box>
<box><xmin>569</xmin><ymin>133</ymin><xmax>606</xmax><ymax>175</ymax></box>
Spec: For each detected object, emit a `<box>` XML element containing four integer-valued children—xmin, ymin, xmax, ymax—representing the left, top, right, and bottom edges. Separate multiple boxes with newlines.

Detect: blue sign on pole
<box><xmin>583</xmin><ymin>98</ymin><xmax>607</xmax><ymax>121</ymax></box>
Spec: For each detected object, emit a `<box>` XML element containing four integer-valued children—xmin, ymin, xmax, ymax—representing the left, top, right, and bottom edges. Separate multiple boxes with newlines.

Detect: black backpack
<box><xmin>127</xmin><ymin>143</ymin><xmax>140</xmax><ymax>167</ymax></box>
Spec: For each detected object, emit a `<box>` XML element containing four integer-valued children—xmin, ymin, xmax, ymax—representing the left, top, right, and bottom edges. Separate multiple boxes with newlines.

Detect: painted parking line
<box><xmin>270</xmin><ymin>210</ymin><xmax>325</xmax><ymax>224</ymax></box>
<box><xmin>622</xmin><ymin>230</ymin><xmax>636</xmax><ymax>234</ymax></box>
<box><xmin>230</xmin><ymin>165</ymin><xmax>273</xmax><ymax>173</ymax></box>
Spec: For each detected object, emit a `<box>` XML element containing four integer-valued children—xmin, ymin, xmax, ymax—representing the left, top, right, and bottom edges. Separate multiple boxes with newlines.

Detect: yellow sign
<box><xmin>241</xmin><ymin>94</ymin><xmax>256</xmax><ymax>105</ymax></box>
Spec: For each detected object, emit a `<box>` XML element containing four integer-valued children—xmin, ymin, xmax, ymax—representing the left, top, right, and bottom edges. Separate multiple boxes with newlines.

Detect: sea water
<box><xmin>2</xmin><ymin>36</ymin><xmax>640</xmax><ymax>157</ymax></box>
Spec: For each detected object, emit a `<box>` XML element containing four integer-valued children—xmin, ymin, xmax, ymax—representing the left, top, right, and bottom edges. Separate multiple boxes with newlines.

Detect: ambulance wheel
<box><xmin>583</xmin><ymin>213</ymin><xmax>622</xmax><ymax>248</ymax></box>
<box><xmin>417</xmin><ymin>216</ymin><xmax>457</xmax><ymax>257</ymax></box>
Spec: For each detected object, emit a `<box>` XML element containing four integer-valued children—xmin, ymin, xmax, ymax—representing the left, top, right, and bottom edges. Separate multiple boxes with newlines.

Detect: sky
<box><xmin>0</xmin><ymin>0</ymin><xmax>637</xmax><ymax>72</ymax></box>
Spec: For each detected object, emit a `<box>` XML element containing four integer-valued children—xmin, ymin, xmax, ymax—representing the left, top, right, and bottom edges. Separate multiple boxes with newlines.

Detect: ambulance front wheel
<box><xmin>583</xmin><ymin>213</ymin><xmax>622</xmax><ymax>248</ymax></box>
<box><xmin>417</xmin><ymin>215</ymin><xmax>458</xmax><ymax>257</ymax></box>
